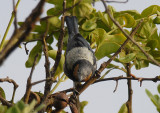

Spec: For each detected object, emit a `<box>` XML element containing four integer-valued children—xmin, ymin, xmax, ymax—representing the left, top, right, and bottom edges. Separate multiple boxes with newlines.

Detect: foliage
<box><xmin>1</xmin><ymin>0</ymin><xmax>160</xmax><ymax>112</ymax></box>
<box><xmin>19</xmin><ymin>1</ymin><xmax>160</xmax><ymax>72</ymax></box>
<box><xmin>0</xmin><ymin>100</ymin><xmax>44</xmax><ymax>113</ymax></box>
<box><xmin>146</xmin><ymin>84</ymin><xmax>160</xmax><ymax>112</ymax></box>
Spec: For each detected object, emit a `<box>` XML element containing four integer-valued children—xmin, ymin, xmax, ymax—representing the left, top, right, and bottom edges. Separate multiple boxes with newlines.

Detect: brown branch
<box><xmin>12</xmin><ymin>0</ymin><xmax>18</xmax><ymax>30</ymax></box>
<box><xmin>24</xmin><ymin>54</ymin><xmax>38</xmax><ymax>104</ymax></box>
<box><xmin>126</xmin><ymin>63</ymin><xmax>132</xmax><ymax>113</ymax></box>
<box><xmin>42</xmin><ymin>21</ymin><xmax>52</xmax><ymax>101</ymax></box>
<box><xmin>50</xmin><ymin>1</ymin><xmax>65</xmax><ymax>78</ymax></box>
<box><xmin>23</xmin><ymin>39</ymin><xmax>42</xmax><ymax>55</ymax></box>
<box><xmin>0</xmin><ymin>95</ymin><xmax>13</xmax><ymax>107</ymax></box>
<box><xmin>0</xmin><ymin>0</ymin><xmax>46</xmax><ymax>65</ymax></box>
<box><xmin>31</xmin><ymin>77</ymin><xmax>57</xmax><ymax>86</ymax></box>
<box><xmin>101</xmin><ymin>0</ymin><xmax>160</xmax><ymax>67</ymax></box>
<box><xmin>113</xmin><ymin>80</ymin><xmax>118</xmax><ymax>92</ymax></box>
<box><xmin>39</xmin><ymin>1</ymin><xmax>66</xmax><ymax>112</ymax></box>
<box><xmin>0</xmin><ymin>77</ymin><xmax>18</xmax><ymax>104</ymax></box>
<box><xmin>94</xmin><ymin>76</ymin><xmax>160</xmax><ymax>83</ymax></box>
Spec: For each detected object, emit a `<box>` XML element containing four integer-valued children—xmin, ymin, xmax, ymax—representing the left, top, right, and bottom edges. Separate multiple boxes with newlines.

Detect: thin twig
<box><xmin>0</xmin><ymin>77</ymin><xmax>18</xmax><ymax>103</ymax></box>
<box><xmin>50</xmin><ymin>0</ymin><xmax>65</xmax><ymax>77</ymax></box>
<box><xmin>42</xmin><ymin>21</ymin><xmax>52</xmax><ymax>101</ymax></box>
<box><xmin>94</xmin><ymin>76</ymin><xmax>160</xmax><ymax>84</ymax></box>
<box><xmin>24</xmin><ymin>54</ymin><xmax>38</xmax><ymax>104</ymax></box>
<box><xmin>101</xmin><ymin>0</ymin><xmax>160</xmax><ymax>67</ymax></box>
<box><xmin>104</xmin><ymin>0</ymin><xmax>128</xmax><ymax>3</ymax></box>
<box><xmin>0</xmin><ymin>77</ymin><xmax>18</xmax><ymax>88</ymax></box>
<box><xmin>23</xmin><ymin>39</ymin><xmax>42</xmax><ymax>55</ymax></box>
<box><xmin>0</xmin><ymin>95</ymin><xmax>13</xmax><ymax>107</ymax></box>
<box><xmin>0</xmin><ymin>0</ymin><xmax>46</xmax><ymax>65</ymax></box>
<box><xmin>31</xmin><ymin>77</ymin><xmax>57</xmax><ymax>86</ymax></box>
<box><xmin>12</xmin><ymin>0</ymin><xmax>18</xmax><ymax>30</ymax></box>
<box><xmin>0</xmin><ymin>0</ymin><xmax>21</xmax><ymax>51</ymax></box>
<box><xmin>113</xmin><ymin>80</ymin><xmax>118</xmax><ymax>92</ymax></box>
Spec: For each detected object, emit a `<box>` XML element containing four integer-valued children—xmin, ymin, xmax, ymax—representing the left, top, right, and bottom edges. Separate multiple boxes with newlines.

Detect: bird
<box><xmin>64</xmin><ymin>16</ymin><xmax>97</xmax><ymax>83</ymax></box>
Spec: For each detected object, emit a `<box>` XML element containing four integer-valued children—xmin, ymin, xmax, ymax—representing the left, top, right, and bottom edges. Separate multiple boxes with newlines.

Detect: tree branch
<box><xmin>0</xmin><ymin>95</ymin><xmax>13</xmax><ymax>107</ymax></box>
<box><xmin>0</xmin><ymin>77</ymin><xmax>18</xmax><ymax>104</ymax></box>
<box><xmin>24</xmin><ymin>54</ymin><xmax>38</xmax><ymax>104</ymax></box>
<box><xmin>126</xmin><ymin>63</ymin><xmax>132</xmax><ymax>113</ymax></box>
<box><xmin>0</xmin><ymin>0</ymin><xmax>46</xmax><ymax>65</ymax></box>
<box><xmin>94</xmin><ymin>76</ymin><xmax>160</xmax><ymax>84</ymax></box>
<box><xmin>101</xmin><ymin>0</ymin><xmax>160</xmax><ymax>67</ymax></box>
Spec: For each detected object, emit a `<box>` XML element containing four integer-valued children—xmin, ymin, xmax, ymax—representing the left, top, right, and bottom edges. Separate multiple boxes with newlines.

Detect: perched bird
<box><xmin>64</xmin><ymin>16</ymin><xmax>97</xmax><ymax>82</ymax></box>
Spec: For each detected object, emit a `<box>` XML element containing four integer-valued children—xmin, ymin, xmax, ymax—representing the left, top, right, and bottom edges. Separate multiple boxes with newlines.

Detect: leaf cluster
<box><xmin>146</xmin><ymin>84</ymin><xmax>160</xmax><ymax>112</ymax></box>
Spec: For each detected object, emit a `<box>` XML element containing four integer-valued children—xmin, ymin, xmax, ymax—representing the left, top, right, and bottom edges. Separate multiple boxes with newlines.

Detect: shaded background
<box><xmin>0</xmin><ymin>0</ymin><xmax>160</xmax><ymax>112</ymax></box>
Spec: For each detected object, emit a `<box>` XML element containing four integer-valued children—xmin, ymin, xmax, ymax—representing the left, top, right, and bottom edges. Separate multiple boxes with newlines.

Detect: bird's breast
<box><xmin>66</xmin><ymin>47</ymin><xmax>94</xmax><ymax>70</ymax></box>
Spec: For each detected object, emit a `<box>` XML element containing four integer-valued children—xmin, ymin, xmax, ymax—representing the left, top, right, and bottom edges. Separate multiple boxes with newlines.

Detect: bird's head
<box><xmin>72</xmin><ymin>60</ymin><xmax>95</xmax><ymax>82</ymax></box>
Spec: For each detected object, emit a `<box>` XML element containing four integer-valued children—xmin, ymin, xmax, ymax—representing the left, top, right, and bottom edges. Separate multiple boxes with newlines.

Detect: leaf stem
<box><xmin>0</xmin><ymin>0</ymin><xmax>21</xmax><ymax>51</ymax></box>
<box><xmin>50</xmin><ymin>74</ymin><xmax>66</xmax><ymax>94</ymax></box>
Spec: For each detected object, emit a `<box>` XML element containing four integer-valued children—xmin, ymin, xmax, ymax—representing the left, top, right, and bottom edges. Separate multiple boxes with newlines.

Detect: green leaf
<box><xmin>11</xmin><ymin>106</ymin><xmax>21</xmax><ymax>113</ymax></box>
<box><xmin>0</xmin><ymin>104</ymin><xmax>7</xmax><ymax>113</ymax></box>
<box><xmin>135</xmin><ymin>59</ymin><xmax>149</xmax><ymax>70</ymax></box>
<box><xmin>153</xmin><ymin>16</ymin><xmax>160</xmax><ymax>24</ymax></box>
<box><xmin>146</xmin><ymin>39</ymin><xmax>158</xmax><ymax>50</ymax></box>
<box><xmin>145</xmin><ymin>89</ymin><xmax>159</xmax><ymax>107</ymax></box>
<box><xmin>98</xmin><ymin>11</ymin><xmax>113</xmax><ymax>28</ymax></box>
<box><xmin>25</xmin><ymin>43</ymin><xmax>42</xmax><ymax>68</ymax></box>
<box><xmin>48</xmin><ymin>50</ymin><xmax>65</xmax><ymax>77</ymax></box>
<box><xmin>106</xmin><ymin>33</ymin><xmax>126</xmax><ymax>44</ymax></box>
<box><xmin>47</xmin><ymin>7</ymin><xmax>61</xmax><ymax>16</ymax></box>
<box><xmin>115</xmin><ymin>10</ymin><xmax>141</xmax><ymax>20</ymax></box>
<box><xmin>157</xmin><ymin>84</ymin><xmax>160</xmax><ymax>94</ymax></box>
<box><xmin>16</xmin><ymin>101</ymin><xmax>26</xmax><ymax>112</ymax></box>
<box><xmin>48</xmin><ymin>16</ymin><xmax>61</xmax><ymax>28</ymax></box>
<box><xmin>141</xmin><ymin>5</ymin><xmax>160</xmax><ymax>17</ymax></box>
<box><xmin>82</xmin><ymin>18</ymin><xmax>97</xmax><ymax>31</ymax></box>
<box><xmin>118</xmin><ymin>103</ymin><xmax>128</xmax><ymax>113</ymax></box>
<box><xmin>116</xmin><ymin>13</ymin><xmax>136</xmax><ymax>28</ymax></box>
<box><xmin>119</xmin><ymin>53</ymin><xmax>136</xmax><ymax>63</ymax></box>
<box><xmin>73</xmin><ymin>3</ymin><xmax>93</xmax><ymax>18</ymax></box>
<box><xmin>89</xmin><ymin>28</ymin><xmax>107</xmax><ymax>46</ymax></box>
<box><xmin>24</xmin><ymin>33</ymin><xmax>40</xmax><ymax>42</ymax></box>
<box><xmin>95</xmin><ymin>42</ymin><xmax>120</xmax><ymax>60</ymax></box>
<box><xmin>80</xmin><ymin>101</ymin><xmax>88</xmax><ymax>113</ymax></box>
<box><xmin>136</xmin><ymin>52</ymin><xmax>147</xmax><ymax>60</ymax></box>
<box><xmin>137</xmin><ymin>19</ymin><xmax>157</xmax><ymax>39</ymax></box>
<box><xmin>0</xmin><ymin>87</ymin><xmax>5</xmax><ymax>99</ymax></box>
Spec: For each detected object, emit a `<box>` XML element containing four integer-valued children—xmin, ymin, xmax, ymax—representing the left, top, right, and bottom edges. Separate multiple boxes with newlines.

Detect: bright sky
<box><xmin>0</xmin><ymin>0</ymin><xmax>160</xmax><ymax>113</ymax></box>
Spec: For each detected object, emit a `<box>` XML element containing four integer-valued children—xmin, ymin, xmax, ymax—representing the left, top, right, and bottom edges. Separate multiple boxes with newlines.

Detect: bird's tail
<box><xmin>65</xmin><ymin>16</ymin><xmax>79</xmax><ymax>41</ymax></box>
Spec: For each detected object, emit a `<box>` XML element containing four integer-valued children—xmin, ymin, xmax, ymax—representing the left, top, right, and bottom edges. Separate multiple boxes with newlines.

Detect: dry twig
<box><xmin>0</xmin><ymin>77</ymin><xmax>18</xmax><ymax>103</ymax></box>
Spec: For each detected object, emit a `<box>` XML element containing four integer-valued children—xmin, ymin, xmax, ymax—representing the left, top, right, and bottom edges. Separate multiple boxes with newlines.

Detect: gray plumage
<box><xmin>64</xmin><ymin>16</ymin><xmax>97</xmax><ymax>82</ymax></box>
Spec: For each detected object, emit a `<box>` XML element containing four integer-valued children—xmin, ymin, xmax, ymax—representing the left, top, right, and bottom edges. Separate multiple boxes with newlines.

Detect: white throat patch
<box><xmin>66</xmin><ymin>47</ymin><xmax>94</xmax><ymax>70</ymax></box>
